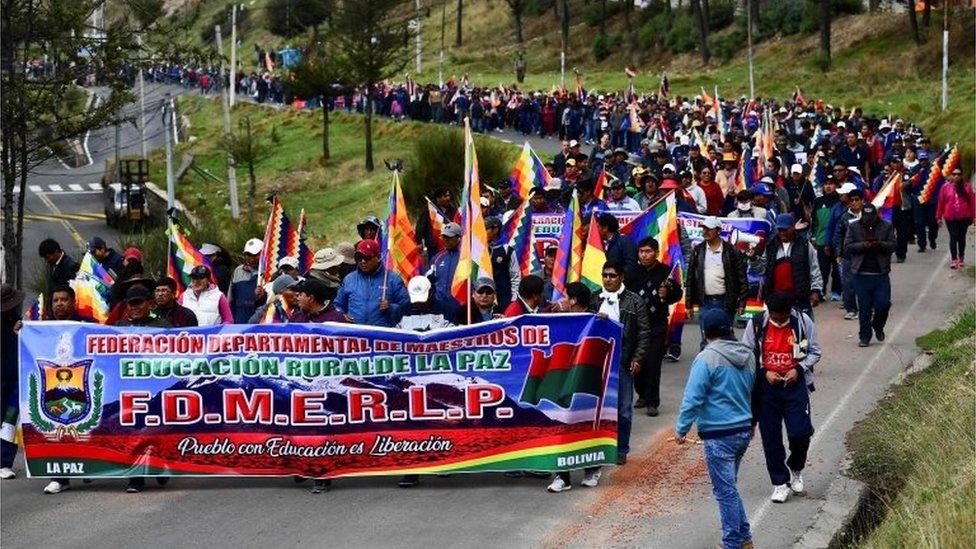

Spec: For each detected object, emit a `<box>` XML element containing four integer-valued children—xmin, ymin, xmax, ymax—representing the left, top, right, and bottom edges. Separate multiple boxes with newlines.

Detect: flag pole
<box><xmin>592</xmin><ymin>338</ymin><xmax>614</xmax><ymax>431</ymax></box>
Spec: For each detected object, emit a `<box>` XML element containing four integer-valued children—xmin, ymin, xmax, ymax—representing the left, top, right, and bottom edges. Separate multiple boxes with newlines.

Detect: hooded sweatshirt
<box><xmin>675</xmin><ymin>339</ymin><xmax>756</xmax><ymax>439</ymax></box>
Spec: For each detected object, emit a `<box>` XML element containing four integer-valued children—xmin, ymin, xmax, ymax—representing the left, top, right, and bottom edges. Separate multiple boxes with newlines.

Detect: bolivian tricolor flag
<box><xmin>519</xmin><ymin>338</ymin><xmax>613</xmax><ymax>408</ymax></box>
<box><xmin>580</xmin><ymin>216</ymin><xmax>607</xmax><ymax>292</ymax></box>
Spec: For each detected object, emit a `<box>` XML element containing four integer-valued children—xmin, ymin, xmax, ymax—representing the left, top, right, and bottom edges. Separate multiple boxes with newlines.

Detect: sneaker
<box><xmin>398</xmin><ymin>475</ymin><xmax>419</xmax><ymax>488</ymax></box>
<box><xmin>546</xmin><ymin>476</ymin><xmax>572</xmax><ymax>493</ymax></box>
<box><xmin>43</xmin><ymin>480</ymin><xmax>69</xmax><ymax>494</ymax></box>
<box><xmin>829</xmin><ymin>293</ymin><xmax>842</xmax><ymax>302</ymax></box>
<box><xmin>771</xmin><ymin>483</ymin><xmax>791</xmax><ymax>503</ymax></box>
<box><xmin>896</xmin><ymin>256</ymin><xmax>906</xmax><ymax>263</ymax></box>
<box><xmin>311</xmin><ymin>479</ymin><xmax>331</xmax><ymax>494</ymax></box>
<box><xmin>918</xmin><ymin>247</ymin><xmax>926</xmax><ymax>253</ymax></box>
<box><xmin>633</xmin><ymin>398</ymin><xmax>647</xmax><ymax>409</ymax></box>
<box><xmin>930</xmin><ymin>241</ymin><xmax>937</xmax><ymax>250</ymax></box>
<box><xmin>0</xmin><ymin>467</ymin><xmax>15</xmax><ymax>480</ymax></box>
<box><xmin>875</xmin><ymin>328</ymin><xmax>885</xmax><ymax>342</ymax></box>
<box><xmin>858</xmin><ymin>340</ymin><xmax>870</xmax><ymax>347</ymax></box>
<box><xmin>950</xmin><ymin>260</ymin><xmax>959</xmax><ymax>270</ymax></box>
<box><xmin>843</xmin><ymin>311</ymin><xmax>858</xmax><ymax>320</ymax></box>
<box><xmin>125</xmin><ymin>478</ymin><xmax>144</xmax><ymax>493</ymax></box>
<box><xmin>790</xmin><ymin>470</ymin><xmax>805</xmax><ymax>495</ymax></box>
<box><xmin>581</xmin><ymin>470</ymin><xmax>602</xmax><ymax>488</ymax></box>
<box><xmin>646</xmin><ymin>406</ymin><xmax>659</xmax><ymax>417</ymax></box>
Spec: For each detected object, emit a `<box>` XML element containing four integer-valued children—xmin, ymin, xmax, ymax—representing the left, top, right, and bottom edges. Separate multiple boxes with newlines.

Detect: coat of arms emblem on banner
<box><xmin>28</xmin><ymin>334</ymin><xmax>104</xmax><ymax>441</ymax></box>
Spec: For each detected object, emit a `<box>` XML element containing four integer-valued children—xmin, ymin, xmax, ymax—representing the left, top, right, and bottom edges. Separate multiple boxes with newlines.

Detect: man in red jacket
<box><xmin>503</xmin><ymin>275</ymin><xmax>545</xmax><ymax>317</ymax></box>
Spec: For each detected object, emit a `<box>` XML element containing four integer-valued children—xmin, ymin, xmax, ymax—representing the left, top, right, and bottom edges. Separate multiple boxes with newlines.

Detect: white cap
<box><xmin>407</xmin><ymin>276</ymin><xmax>432</xmax><ymax>303</ymax></box>
<box><xmin>479</xmin><ymin>196</ymin><xmax>490</xmax><ymax>207</ymax></box>
<box><xmin>678</xmin><ymin>135</ymin><xmax>690</xmax><ymax>146</ymax></box>
<box><xmin>663</xmin><ymin>163</ymin><xmax>676</xmax><ymax>172</ymax></box>
<box><xmin>199</xmin><ymin>243</ymin><xmax>221</xmax><ymax>255</ymax></box>
<box><xmin>837</xmin><ymin>121</ymin><xmax>846</xmax><ymax>128</ymax></box>
<box><xmin>569</xmin><ymin>139</ymin><xmax>580</xmax><ymax>148</ymax></box>
<box><xmin>879</xmin><ymin>119</ymin><xmax>891</xmax><ymax>129</ymax></box>
<box><xmin>848</xmin><ymin>166</ymin><xmax>861</xmax><ymax>176</ymax></box>
<box><xmin>701</xmin><ymin>216</ymin><xmax>722</xmax><ymax>230</ymax></box>
<box><xmin>759</xmin><ymin>176</ymin><xmax>775</xmax><ymax>185</ymax></box>
<box><xmin>243</xmin><ymin>238</ymin><xmax>263</xmax><ymax>255</ymax></box>
<box><xmin>837</xmin><ymin>182</ymin><xmax>858</xmax><ymax>195</ymax></box>
<box><xmin>278</xmin><ymin>256</ymin><xmax>299</xmax><ymax>270</ymax></box>
<box><xmin>790</xmin><ymin>164</ymin><xmax>804</xmax><ymax>174</ymax></box>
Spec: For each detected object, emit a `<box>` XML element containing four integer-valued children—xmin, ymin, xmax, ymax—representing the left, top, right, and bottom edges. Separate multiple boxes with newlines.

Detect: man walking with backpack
<box><xmin>742</xmin><ymin>292</ymin><xmax>822</xmax><ymax>504</ymax></box>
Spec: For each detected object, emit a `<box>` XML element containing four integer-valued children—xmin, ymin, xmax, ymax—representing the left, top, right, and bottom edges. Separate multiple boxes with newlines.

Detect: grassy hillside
<box><xmin>847</xmin><ymin>308</ymin><xmax>975</xmax><ymax>548</ymax></box>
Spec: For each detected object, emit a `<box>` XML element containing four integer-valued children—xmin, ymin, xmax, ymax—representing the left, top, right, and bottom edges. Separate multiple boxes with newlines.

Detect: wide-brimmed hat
<box><xmin>1</xmin><ymin>284</ymin><xmax>25</xmax><ymax>313</ymax></box>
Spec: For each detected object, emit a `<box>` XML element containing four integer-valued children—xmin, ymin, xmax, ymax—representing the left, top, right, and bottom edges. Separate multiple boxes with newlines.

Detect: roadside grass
<box><xmin>846</xmin><ymin>308</ymin><xmax>975</xmax><ymax>548</ymax></box>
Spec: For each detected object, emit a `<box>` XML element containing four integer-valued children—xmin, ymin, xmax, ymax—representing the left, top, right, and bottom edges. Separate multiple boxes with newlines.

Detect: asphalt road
<box><xmin>2</xmin><ymin>243</ymin><xmax>972</xmax><ymax>548</ymax></box>
<box><xmin>15</xmin><ymin>82</ymin><xmax>177</xmax><ymax>296</ymax></box>
<box><xmin>4</xmin><ymin>91</ymin><xmax>974</xmax><ymax>548</ymax></box>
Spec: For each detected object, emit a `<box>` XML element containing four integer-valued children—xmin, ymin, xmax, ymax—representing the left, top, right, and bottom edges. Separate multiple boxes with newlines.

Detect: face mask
<box><xmin>737</xmin><ymin>202</ymin><xmax>752</xmax><ymax>212</ymax></box>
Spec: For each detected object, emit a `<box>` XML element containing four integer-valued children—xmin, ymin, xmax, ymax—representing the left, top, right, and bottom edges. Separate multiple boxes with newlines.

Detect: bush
<box><xmin>665</xmin><ymin>10</ymin><xmax>698</xmax><ymax>54</ymax></box>
<box><xmin>708</xmin><ymin>0</ymin><xmax>737</xmax><ymax>31</ymax></box>
<box><xmin>591</xmin><ymin>33</ymin><xmax>621</xmax><ymax>61</ymax></box>
<box><xmin>199</xmin><ymin>5</ymin><xmax>253</xmax><ymax>44</ymax></box>
<box><xmin>402</xmin><ymin>127</ymin><xmax>517</xmax><ymax>221</ymax></box>
<box><xmin>524</xmin><ymin>0</ymin><xmax>554</xmax><ymax>17</ymax></box>
<box><xmin>265</xmin><ymin>0</ymin><xmax>330</xmax><ymax>38</ymax></box>
<box><xmin>583</xmin><ymin>1</ymin><xmax>623</xmax><ymax>27</ymax></box>
<box><xmin>639</xmin><ymin>12</ymin><xmax>670</xmax><ymax>49</ymax></box>
<box><xmin>710</xmin><ymin>27</ymin><xmax>747</xmax><ymax>63</ymax></box>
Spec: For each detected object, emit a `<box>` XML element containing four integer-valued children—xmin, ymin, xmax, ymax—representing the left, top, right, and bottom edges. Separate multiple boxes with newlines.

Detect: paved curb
<box><xmin>795</xmin><ymin>471</ymin><xmax>869</xmax><ymax>548</ymax></box>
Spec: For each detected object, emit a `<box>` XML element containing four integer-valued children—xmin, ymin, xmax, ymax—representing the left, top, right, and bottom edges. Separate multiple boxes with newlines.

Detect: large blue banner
<box><xmin>18</xmin><ymin>315</ymin><xmax>621</xmax><ymax>478</ymax></box>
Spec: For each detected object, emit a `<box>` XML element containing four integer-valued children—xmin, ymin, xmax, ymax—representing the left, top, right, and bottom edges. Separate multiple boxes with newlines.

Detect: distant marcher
<box><xmin>844</xmin><ymin>204</ymin><xmax>896</xmax><ymax>347</ymax></box>
<box><xmin>228</xmin><ymin>238</ymin><xmax>263</xmax><ymax>323</ymax></box>
<box><xmin>180</xmin><ymin>266</ymin><xmax>233</xmax><ymax>325</ymax></box>
<box><xmin>153</xmin><ymin>277</ymin><xmax>198</xmax><ymax>328</ymax></box>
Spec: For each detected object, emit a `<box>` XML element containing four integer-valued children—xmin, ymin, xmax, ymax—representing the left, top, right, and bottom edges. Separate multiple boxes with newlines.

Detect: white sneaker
<box><xmin>790</xmin><ymin>470</ymin><xmax>805</xmax><ymax>495</ymax></box>
<box><xmin>581</xmin><ymin>469</ymin><xmax>602</xmax><ymax>488</ymax></box>
<box><xmin>843</xmin><ymin>311</ymin><xmax>858</xmax><ymax>320</ymax></box>
<box><xmin>546</xmin><ymin>476</ymin><xmax>572</xmax><ymax>493</ymax></box>
<box><xmin>0</xmin><ymin>467</ymin><xmax>15</xmax><ymax>480</ymax></box>
<box><xmin>771</xmin><ymin>483</ymin><xmax>791</xmax><ymax>503</ymax></box>
<box><xmin>43</xmin><ymin>480</ymin><xmax>69</xmax><ymax>494</ymax></box>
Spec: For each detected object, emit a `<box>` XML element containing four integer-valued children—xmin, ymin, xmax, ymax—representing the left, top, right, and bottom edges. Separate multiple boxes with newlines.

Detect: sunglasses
<box><xmin>601</xmin><ymin>272</ymin><xmax>620</xmax><ymax>279</ymax></box>
<box><xmin>354</xmin><ymin>253</ymin><xmax>375</xmax><ymax>262</ymax></box>
<box><xmin>476</xmin><ymin>288</ymin><xmax>495</xmax><ymax>295</ymax></box>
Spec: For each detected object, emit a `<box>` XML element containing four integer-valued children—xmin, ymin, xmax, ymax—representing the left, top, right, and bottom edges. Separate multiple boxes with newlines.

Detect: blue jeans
<box><xmin>840</xmin><ymin>259</ymin><xmax>858</xmax><ymax>314</ymax></box>
<box><xmin>853</xmin><ymin>273</ymin><xmax>891</xmax><ymax>343</ymax></box>
<box><xmin>703</xmin><ymin>431</ymin><xmax>753</xmax><ymax>549</ymax></box>
<box><xmin>617</xmin><ymin>367</ymin><xmax>634</xmax><ymax>456</ymax></box>
<box><xmin>699</xmin><ymin>296</ymin><xmax>729</xmax><ymax>350</ymax></box>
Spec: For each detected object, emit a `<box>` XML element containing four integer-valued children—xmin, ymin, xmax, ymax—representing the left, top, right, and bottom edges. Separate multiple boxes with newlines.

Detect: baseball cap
<box><xmin>123</xmin><ymin>247</ymin><xmax>143</xmax><ymax>262</ymax></box>
<box><xmin>790</xmin><ymin>164</ymin><xmax>804</xmax><ymax>175</ymax></box>
<box><xmin>88</xmin><ymin>236</ymin><xmax>106</xmax><ymax>251</ymax></box>
<box><xmin>243</xmin><ymin>238</ymin><xmax>263</xmax><ymax>255</ymax></box>
<box><xmin>837</xmin><ymin>182</ymin><xmax>858</xmax><ymax>195</ymax></box>
<box><xmin>272</xmin><ymin>274</ymin><xmax>298</xmax><ymax>295</ymax></box>
<box><xmin>407</xmin><ymin>275</ymin><xmax>432</xmax><ymax>303</ymax></box>
<box><xmin>759</xmin><ymin>176</ymin><xmax>775</xmax><ymax>185</ymax></box>
<box><xmin>544</xmin><ymin>178</ymin><xmax>563</xmax><ymax>192</ymax></box>
<box><xmin>861</xmin><ymin>204</ymin><xmax>878</xmax><ymax>217</ymax></box>
<box><xmin>355</xmin><ymin>239</ymin><xmax>380</xmax><ymax>257</ymax></box>
<box><xmin>311</xmin><ymin>248</ymin><xmax>343</xmax><ymax>270</ymax></box>
<box><xmin>700</xmin><ymin>308</ymin><xmax>732</xmax><ymax>335</ymax></box>
<box><xmin>609</xmin><ymin>179</ymin><xmax>625</xmax><ymax>189</ymax></box>
<box><xmin>190</xmin><ymin>265</ymin><xmax>211</xmax><ymax>279</ymax></box>
<box><xmin>278</xmin><ymin>256</ymin><xmax>299</xmax><ymax>270</ymax></box>
<box><xmin>125</xmin><ymin>285</ymin><xmax>151</xmax><ymax>303</ymax></box>
<box><xmin>701</xmin><ymin>216</ymin><xmax>722</xmax><ymax>230</ymax></box>
<box><xmin>753</xmin><ymin>183</ymin><xmax>773</xmax><ymax>196</ymax></box>
<box><xmin>663</xmin><ymin>163</ymin><xmax>676</xmax><ymax>173</ymax></box>
<box><xmin>442</xmin><ymin>222</ymin><xmax>463</xmax><ymax>238</ymax></box>
<box><xmin>569</xmin><ymin>139</ymin><xmax>580</xmax><ymax>148</ymax></box>
<box><xmin>917</xmin><ymin>150</ymin><xmax>930</xmax><ymax>160</ymax></box>
<box><xmin>565</xmin><ymin>158</ymin><xmax>577</xmax><ymax>167</ymax></box>
<box><xmin>297</xmin><ymin>278</ymin><xmax>331</xmax><ymax>303</ymax></box>
<box><xmin>199</xmin><ymin>243</ymin><xmax>221</xmax><ymax>256</ymax></box>
<box><xmin>474</xmin><ymin>277</ymin><xmax>495</xmax><ymax>292</ymax></box>
<box><xmin>774</xmin><ymin>213</ymin><xmax>795</xmax><ymax>230</ymax></box>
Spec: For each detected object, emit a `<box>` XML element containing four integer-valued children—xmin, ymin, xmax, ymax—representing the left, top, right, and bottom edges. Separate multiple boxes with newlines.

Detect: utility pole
<box><xmin>941</xmin><ymin>2</ymin><xmax>948</xmax><ymax>111</ymax></box>
<box><xmin>138</xmin><ymin>35</ymin><xmax>147</xmax><ymax>159</ymax></box>
<box><xmin>415</xmin><ymin>0</ymin><xmax>423</xmax><ymax>73</ymax></box>
<box><xmin>747</xmin><ymin>0</ymin><xmax>755</xmax><ymax>99</ymax></box>
<box><xmin>230</xmin><ymin>3</ymin><xmax>238</xmax><ymax>107</ymax></box>
<box><xmin>560</xmin><ymin>51</ymin><xmax>565</xmax><ymax>89</ymax></box>
<box><xmin>216</xmin><ymin>24</ymin><xmax>241</xmax><ymax>219</ymax></box>
<box><xmin>114</xmin><ymin>122</ymin><xmax>122</xmax><ymax>183</ymax></box>
<box><xmin>439</xmin><ymin>1</ymin><xmax>445</xmax><ymax>86</ymax></box>
<box><xmin>163</xmin><ymin>94</ymin><xmax>175</xmax><ymax>209</ymax></box>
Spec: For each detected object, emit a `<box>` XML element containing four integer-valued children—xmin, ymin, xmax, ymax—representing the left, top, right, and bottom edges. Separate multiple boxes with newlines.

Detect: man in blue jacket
<box><xmin>675</xmin><ymin>308</ymin><xmax>757</xmax><ymax>549</ymax></box>
<box><xmin>333</xmin><ymin>240</ymin><xmax>409</xmax><ymax>327</ymax></box>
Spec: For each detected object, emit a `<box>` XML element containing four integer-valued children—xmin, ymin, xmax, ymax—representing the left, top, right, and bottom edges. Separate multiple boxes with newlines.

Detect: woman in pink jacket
<box><xmin>936</xmin><ymin>166</ymin><xmax>975</xmax><ymax>269</ymax></box>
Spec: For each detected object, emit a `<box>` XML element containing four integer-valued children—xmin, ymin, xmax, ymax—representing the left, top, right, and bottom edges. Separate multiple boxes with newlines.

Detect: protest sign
<box><xmin>19</xmin><ymin>315</ymin><xmax>620</xmax><ymax>478</ymax></box>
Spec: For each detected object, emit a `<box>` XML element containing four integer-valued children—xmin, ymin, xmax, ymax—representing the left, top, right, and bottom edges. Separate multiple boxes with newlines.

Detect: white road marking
<box><xmin>749</xmin><ymin>254</ymin><xmax>950</xmax><ymax>529</ymax></box>
<box><xmin>68</xmin><ymin>184</ymin><xmax>83</xmax><ymax>191</ymax></box>
<box><xmin>88</xmin><ymin>183</ymin><xmax>102</xmax><ymax>191</ymax></box>
<box><xmin>48</xmin><ymin>184</ymin><xmax>63</xmax><ymax>192</ymax></box>
<box><xmin>29</xmin><ymin>185</ymin><xmax>42</xmax><ymax>192</ymax></box>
